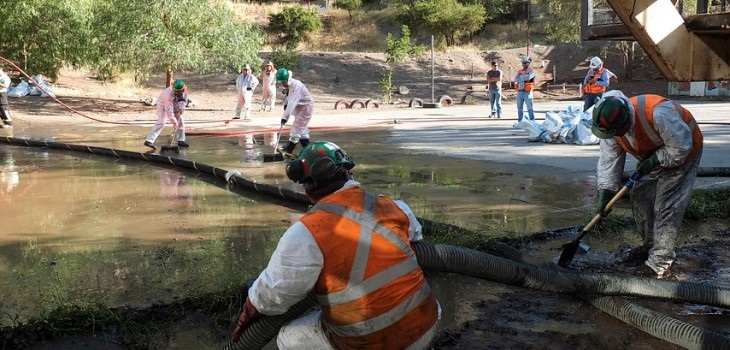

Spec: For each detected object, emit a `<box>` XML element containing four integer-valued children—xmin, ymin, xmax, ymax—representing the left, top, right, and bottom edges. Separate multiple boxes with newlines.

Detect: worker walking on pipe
<box><xmin>144</xmin><ymin>79</ymin><xmax>189</xmax><ymax>150</ymax></box>
<box><xmin>591</xmin><ymin>90</ymin><xmax>703</xmax><ymax>279</ymax></box>
<box><xmin>276</xmin><ymin>67</ymin><xmax>313</xmax><ymax>159</ymax></box>
<box><xmin>231</xmin><ymin>141</ymin><xmax>440</xmax><ymax>349</ymax></box>
<box><xmin>234</xmin><ymin>64</ymin><xmax>259</xmax><ymax>120</ymax></box>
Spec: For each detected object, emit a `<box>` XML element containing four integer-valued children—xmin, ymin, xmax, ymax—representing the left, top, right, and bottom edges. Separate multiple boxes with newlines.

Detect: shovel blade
<box><xmin>557</xmin><ymin>241</ymin><xmax>580</xmax><ymax>267</ymax></box>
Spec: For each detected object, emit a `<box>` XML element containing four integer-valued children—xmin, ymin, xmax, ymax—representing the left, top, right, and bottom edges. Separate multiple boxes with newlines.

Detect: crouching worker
<box><xmin>144</xmin><ymin>79</ymin><xmax>189</xmax><ymax>149</ymax></box>
<box><xmin>231</xmin><ymin>141</ymin><xmax>441</xmax><ymax>349</ymax></box>
<box><xmin>591</xmin><ymin>90</ymin><xmax>703</xmax><ymax>279</ymax></box>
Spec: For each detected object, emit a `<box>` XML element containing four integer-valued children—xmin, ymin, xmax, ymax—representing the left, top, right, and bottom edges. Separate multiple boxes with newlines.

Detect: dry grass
<box><xmin>304</xmin><ymin>9</ymin><xmax>389</xmax><ymax>52</ymax></box>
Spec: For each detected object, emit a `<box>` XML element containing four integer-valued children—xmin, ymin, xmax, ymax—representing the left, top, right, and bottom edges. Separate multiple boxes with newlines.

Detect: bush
<box><xmin>270</xmin><ymin>47</ymin><xmax>300</xmax><ymax>72</ymax></box>
<box><xmin>385</xmin><ymin>25</ymin><xmax>425</xmax><ymax>63</ymax></box>
<box><xmin>267</xmin><ymin>6</ymin><xmax>323</xmax><ymax>50</ymax></box>
<box><xmin>380</xmin><ymin>69</ymin><xmax>394</xmax><ymax>103</ymax></box>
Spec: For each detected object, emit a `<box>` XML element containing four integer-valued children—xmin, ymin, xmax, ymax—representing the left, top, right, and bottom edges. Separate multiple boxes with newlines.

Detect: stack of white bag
<box><xmin>8</xmin><ymin>75</ymin><xmax>55</xmax><ymax>98</ymax></box>
<box><xmin>513</xmin><ymin>105</ymin><xmax>599</xmax><ymax>145</ymax></box>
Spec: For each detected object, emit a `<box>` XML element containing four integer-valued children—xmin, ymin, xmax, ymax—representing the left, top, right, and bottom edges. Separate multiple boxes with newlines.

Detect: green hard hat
<box><xmin>591</xmin><ymin>96</ymin><xmax>632</xmax><ymax>139</ymax></box>
<box><xmin>286</xmin><ymin>141</ymin><xmax>355</xmax><ymax>186</ymax></box>
<box><xmin>275</xmin><ymin>68</ymin><xmax>290</xmax><ymax>83</ymax></box>
<box><xmin>172</xmin><ymin>79</ymin><xmax>185</xmax><ymax>92</ymax></box>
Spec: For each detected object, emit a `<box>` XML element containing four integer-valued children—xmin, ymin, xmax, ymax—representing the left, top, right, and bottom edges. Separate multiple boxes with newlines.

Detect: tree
<box><xmin>0</xmin><ymin>0</ymin><xmax>264</xmax><ymax>83</ymax></box>
<box><xmin>412</xmin><ymin>0</ymin><xmax>486</xmax><ymax>46</ymax></box>
<box><xmin>0</xmin><ymin>0</ymin><xmax>94</xmax><ymax>80</ymax></box>
<box><xmin>267</xmin><ymin>6</ymin><xmax>323</xmax><ymax>51</ymax></box>
<box><xmin>385</xmin><ymin>25</ymin><xmax>425</xmax><ymax>63</ymax></box>
<box><xmin>336</xmin><ymin>0</ymin><xmax>362</xmax><ymax>19</ymax></box>
<box><xmin>541</xmin><ymin>0</ymin><xmax>581</xmax><ymax>43</ymax></box>
<box><xmin>90</xmin><ymin>0</ymin><xmax>265</xmax><ymax>82</ymax></box>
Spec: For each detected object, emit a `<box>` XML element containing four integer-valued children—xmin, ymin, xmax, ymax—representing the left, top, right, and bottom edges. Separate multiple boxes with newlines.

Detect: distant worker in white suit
<box><xmin>234</xmin><ymin>64</ymin><xmax>259</xmax><ymax>120</ymax></box>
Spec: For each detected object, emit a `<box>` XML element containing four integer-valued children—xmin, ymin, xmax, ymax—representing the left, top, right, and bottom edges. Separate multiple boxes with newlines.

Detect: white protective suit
<box><xmin>235</xmin><ymin>72</ymin><xmax>259</xmax><ymax>119</ymax></box>
<box><xmin>596</xmin><ymin>90</ymin><xmax>702</xmax><ymax>276</ymax></box>
<box><xmin>281</xmin><ymin>77</ymin><xmax>313</xmax><ymax>144</ymax></box>
<box><xmin>247</xmin><ymin>180</ymin><xmax>438</xmax><ymax>349</ymax></box>
<box><xmin>146</xmin><ymin>87</ymin><xmax>187</xmax><ymax>144</ymax></box>
<box><xmin>260</xmin><ymin>68</ymin><xmax>277</xmax><ymax>112</ymax></box>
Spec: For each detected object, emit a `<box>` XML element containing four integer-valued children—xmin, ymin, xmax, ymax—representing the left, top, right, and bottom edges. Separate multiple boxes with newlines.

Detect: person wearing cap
<box><xmin>591</xmin><ymin>90</ymin><xmax>703</xmax><ymax>279</ymax></box>
<box><xmin>275</xmin><ymin>67</ymin><xmax>314</xmax><ymax>158</ymax></box>
<box><xmin>582</xmin><ymin>56</ymin><xmax>616</xmax><ymax>112</ymax></box>
<box><xmin>234</xmin><ymin>64</ymin><xmax>259</xmax><ymax>120</ymax></box>
<box><xmin>486</xmin><ymin>60</ymin><xmax>503</xmax><ymax>118</ymax></box>
<box><xmin>0</xmin><ymin>67</ymin><xmax>13</xmax><ymax>128</ymax></box>
<box><xmin>260</xmin><ymin>61</ymin><xmax>277</xmax><ymax>112</ymax></box>
<box><xmin>514</xmin><ymin>55</ymin><xmax>536</xmax><ymax>122</ymax></box>
<box><xmin>144</xmin><ymin>79</ymin><xmax>190</xmax><ymax>149</ymax></box>
<box><xmin>230</xmin><ymin>141</ymin><xmax>440</xmax><ymax>349</ymax></box>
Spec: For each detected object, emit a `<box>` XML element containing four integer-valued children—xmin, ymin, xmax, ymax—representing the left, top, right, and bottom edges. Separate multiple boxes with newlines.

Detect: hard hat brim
<box><xmin>591</xmin><ymin>124</ymin><xmax>615</xmax><ymax>139</ymax></box>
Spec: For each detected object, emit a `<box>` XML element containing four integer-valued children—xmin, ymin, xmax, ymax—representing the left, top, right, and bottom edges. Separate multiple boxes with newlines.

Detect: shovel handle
<box><xmin>574</xmin><ymin>173</ymin><xmax>640</xmax><ymax>241</ymax></box>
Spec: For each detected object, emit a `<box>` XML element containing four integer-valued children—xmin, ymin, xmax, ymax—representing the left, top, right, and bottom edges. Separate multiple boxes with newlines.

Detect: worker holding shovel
<box><xmin>276</xmin><ymin>68</ymin><xmax>313</xmax><ymax>159</ymax></box>
<box><xmin>591</xmin><ymin>90</ymin><xmax>703</xmax><ymax>279</ymax></box>
<box><xmin>144</xmin><ymin>79</ymin><xmax>189</xmax><ymax>150</ymax></box>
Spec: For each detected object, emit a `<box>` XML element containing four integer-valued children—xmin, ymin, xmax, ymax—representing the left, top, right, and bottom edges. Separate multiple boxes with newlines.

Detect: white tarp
<box><xmin>513</xmin><ymin>105</ymin><xmax>599</xmax><ymax>145</ymax></box>
<box><xmin>7</xmin><ymin>75</ymin><xmax>55</xmax><ymax>98</ymax></box>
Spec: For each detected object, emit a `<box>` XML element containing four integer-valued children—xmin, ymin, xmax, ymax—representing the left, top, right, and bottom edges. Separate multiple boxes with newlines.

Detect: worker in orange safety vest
<box><xmin>582</xmin><ymin>56</ymin><xmax>616</xmax><ymax>112</ymax></box>
<box><xmin>592</xmin><ymin>90</ymin><xmax>703</xmax><ymax>280</ymax></box>
<box><xmin>230</xmin><ymin>141</ymin><xmax>441</xmax><ymax>349</ymax></box>
<box><xmin>514</xmin><ymin>55</ymin><xmax>536</xmax><ymax>122</ymax></box>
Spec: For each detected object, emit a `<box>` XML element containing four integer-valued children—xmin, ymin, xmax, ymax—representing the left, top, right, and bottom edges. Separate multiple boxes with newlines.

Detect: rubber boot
<box><xmin>244</xmin><ymin>108</ymin><xmax>251</xmax><ymax>120</ymax></box>
<box><xmin>299</xmin><ymin>138</ymin><xmax>310</xmax><ymax>148</ymax></box>
<box><xmin>281</xmin><ymin>141</ymin><xmax>297</xmax><ymax>159</ymax></box>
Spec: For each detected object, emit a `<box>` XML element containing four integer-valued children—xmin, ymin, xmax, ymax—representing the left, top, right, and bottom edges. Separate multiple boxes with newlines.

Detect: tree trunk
<box><xmin>166</xmin><ymin>68</ymin><xmax>174</xmax><ymax>88</ymax></box>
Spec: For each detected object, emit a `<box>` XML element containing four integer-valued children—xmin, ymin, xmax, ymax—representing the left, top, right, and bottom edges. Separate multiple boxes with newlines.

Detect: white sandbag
<box><xmin>7</xmin><ymin>81</ymin><xmax>30</xmax><ymax>97</ymax></box>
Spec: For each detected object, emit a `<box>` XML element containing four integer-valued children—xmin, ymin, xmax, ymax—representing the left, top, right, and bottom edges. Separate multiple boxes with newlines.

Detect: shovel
<box><xmin>263</xmin><ymin>123</ymin><xmax>285</xmax><ymax>162</ymax></box>
<box><xmin>160</xmin><ymin>125</ymin><xmax>179</xmax><ymax>153</ymax></box>
<box><xmin>557</xmin><ymin>171</ymin><xmax>642</xmax><ymax>267</ymax></box>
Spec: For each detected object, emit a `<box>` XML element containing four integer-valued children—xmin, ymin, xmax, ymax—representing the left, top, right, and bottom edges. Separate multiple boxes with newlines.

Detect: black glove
<box><xmin>282</xmin><ymin>89</ymin><xmax>288</xmax><ymax>95</ymax></box>
<box><xmin>246</xmin><ymin>87</ymin><xmax>252</xmax><ymax>91</ymax></box>
<box><xmin>283</xmin><ymin>104</ymin><xmax>287</xmax><ymax>111</ymax></box>
<box><xmin>597</xmin><ymin>189</ymin><xmax>616</xmax><ymax>216</ymax></box>
<box><xmin>637</xmin><ymin>154</ymin><xmax>660</xmax><ymax>177</ymax></box>
<box><xmin>280</xmin><ymin>119</ymin><xmax>287</xmax><ymax>125</ymax></box>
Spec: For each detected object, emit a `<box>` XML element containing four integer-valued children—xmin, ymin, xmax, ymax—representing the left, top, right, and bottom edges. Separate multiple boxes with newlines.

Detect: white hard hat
<box><xmin>589</xmin><ymin>56</ymin><xmax>603</xmax><ymax>69</ymax></box>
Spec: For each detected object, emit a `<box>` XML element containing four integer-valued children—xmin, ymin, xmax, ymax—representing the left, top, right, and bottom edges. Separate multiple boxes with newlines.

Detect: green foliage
<box><xmin>412</xmin><ymin>0</ymin><xmax>487</xmax><ymax>46</ymax></box>
<box><xmin>0</xmin><ymin>0</ymin><xmax>94</xmax><ymax>80</ymax></box>
<box><xmin>685</xmin><ymin>188</ymin><xmax>730</xmax><ymax>220</ymax></box>
<box><xmin>541</xmin><ymin>0</ymin><xmax>581</xmax><ymax>43</ymax></box>
<box><xmin>89</xmin><ymin>0</ymin><xmax>265</xmax><ymax>81</ymax></box>
<box><xmin>0</xmin><ymin>0</ymin><xmax>264</xmax><ymax>82</ymax></box>
<box><xmin>385</xmin><ymin>25</ymin><xmax>425</xmax><ymax>63</ymax></box>
<box><xmin>336</xmin><ymin>0</ymin><xmax>363</xmax><ymax>18</ymax></box>
<box><xmin>267</xmin><ymin>6</ymin><xmax>323</xmax><ymax>50</ymax></box>
<box><xmin>380</xmin><ymin>68</ymin><xmax>394</xmax><ymax>103</ymax></box>
<box><xmin>270</xmin><ymin>47</ymin><xmax>301</xmax><ymax>72</ymax></box>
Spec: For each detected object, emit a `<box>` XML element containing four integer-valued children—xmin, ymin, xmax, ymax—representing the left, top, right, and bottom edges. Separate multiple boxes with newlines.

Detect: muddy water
<box><xmin>2</xmin><ymin>125</ymin><xmax>729</xmax><ymax>349</ymax></box>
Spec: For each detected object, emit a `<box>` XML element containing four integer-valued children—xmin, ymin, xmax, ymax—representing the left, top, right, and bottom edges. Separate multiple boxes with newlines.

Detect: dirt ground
<box><xmin>6</xmin><ymin>46</ymin><xmax>723</xmax><ymax>350</ymax></box>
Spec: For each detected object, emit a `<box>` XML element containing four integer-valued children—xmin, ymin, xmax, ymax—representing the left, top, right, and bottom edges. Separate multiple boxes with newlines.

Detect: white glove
<box><xmin>225</xmin><ymin>169</ymin><xmax>242</xmax><ymax>182</ymax></box>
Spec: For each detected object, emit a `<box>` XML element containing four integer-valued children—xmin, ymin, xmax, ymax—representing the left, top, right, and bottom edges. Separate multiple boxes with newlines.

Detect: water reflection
<box><xmin>158</xmin><ymin>169</ymin><xmax>193</xmax><ymax>211</ymax></box>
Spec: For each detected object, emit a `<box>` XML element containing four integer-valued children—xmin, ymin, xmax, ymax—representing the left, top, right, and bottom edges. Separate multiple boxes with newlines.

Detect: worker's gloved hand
<box><xmin>231</xmin><ymin>297</ymin><xmax>262</xmax><ymax>343</ymax></box>
<box><xmin>282</xmin><ymin>88</ymin><xmax>288</xmax><ymax>95</ymax></box>
<box><xmin>597</xmin><ymin>189</ymin><xmax>617</xmax><ymax>216</ymax></box>
<box><xmin>280</xmin><ymin>119</ymin><xmax>287</xmax><ymax>125</ymax></box>
<box><xmin>246</xmin><ymin>87</ymin><xmax>252</xmax><ymax>91</ymax></box>
<box><xmin>637</xmin><ymin>154</ymin><xmax>660</xmax><ymax>177</ymax></box>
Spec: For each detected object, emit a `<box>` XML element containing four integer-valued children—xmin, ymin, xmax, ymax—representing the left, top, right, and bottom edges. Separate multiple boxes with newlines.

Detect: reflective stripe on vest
<box><xmin>619</xmin><ymin>95</ymin><xmax>703</xmax><ymax>165</ymax></box>
<box><xmin>302</xmin><ymin>187</ymin><xmax>438</xmax><ymax>348</ymax></box>
<box><xmin>583</xmin><ymin>67</ymin><xmax>606</xmax><ymax>94</ymax></box>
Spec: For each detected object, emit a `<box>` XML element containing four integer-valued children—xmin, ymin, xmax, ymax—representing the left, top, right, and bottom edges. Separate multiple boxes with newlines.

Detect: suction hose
<box><xmin>3</xmin><ymin>137</ymin><xmax>730</xmax><ymax>349</ymax></box>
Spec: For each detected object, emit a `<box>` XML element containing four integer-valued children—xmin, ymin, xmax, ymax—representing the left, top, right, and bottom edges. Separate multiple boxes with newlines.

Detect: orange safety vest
<box><xmin>618</xmin><ymin>95</ymin><xmax>703</xmax><ymax>166</ymax></box>
<box><xmin>583</xmin><ymin>67</ymin><xmax>607</xmax><ymax>94</ymax></box>
<box><xmin>302</xmin><ymin>187</ymin><xmax>438</xmax><ymax>349</ymax></box>
<box><xmin>514</xmin><ymin>67</ymin><xmax>535</xmax><ymax>92</ymax></box>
